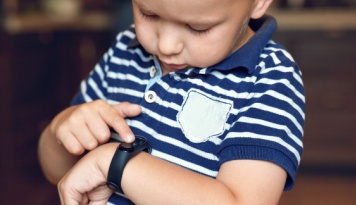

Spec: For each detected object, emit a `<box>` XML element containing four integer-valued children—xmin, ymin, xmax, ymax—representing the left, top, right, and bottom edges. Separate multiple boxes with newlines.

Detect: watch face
<box><xmin>120</xmin><ymin>142</ymin><xmax>134</xmax><ymax>151</ymax></box>
<box><xmin>116</xmin><ymin>135</ymin><xmax>151</xmax><ymax>153</ymax></box>
<box><xmin>134</xmin><ymin>136</ymin><xmax>149</xmax><ymax>150</ymax></box>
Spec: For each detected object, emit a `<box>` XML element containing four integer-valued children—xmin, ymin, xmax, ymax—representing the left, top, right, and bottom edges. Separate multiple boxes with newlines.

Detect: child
<box><xmin>38</xmin><ymin>0</ymin><xmax>305</xmax><ymax>204</ymax></box>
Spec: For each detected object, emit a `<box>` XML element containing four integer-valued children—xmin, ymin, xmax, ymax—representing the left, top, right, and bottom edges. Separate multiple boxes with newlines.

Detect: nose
<box><xmin>157</xmin><ymin>24</ymin><xmax>183</xmax><ymax>56</ymax></box>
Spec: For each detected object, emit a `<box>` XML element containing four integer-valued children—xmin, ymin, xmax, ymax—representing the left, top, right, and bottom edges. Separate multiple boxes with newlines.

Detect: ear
<box><xmin>250</xmin><ymin>0</ymin><xmax>273</xmax><ymax>19</ymax></box>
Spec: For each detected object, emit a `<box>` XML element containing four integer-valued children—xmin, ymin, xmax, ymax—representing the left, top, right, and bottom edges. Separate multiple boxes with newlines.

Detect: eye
<box><xmin>139</xmin><ymin>8</ymin><xmax>159</xmax><ymax>20</ymax></box>
<box><xmin>187</xmin><ymin>25</ymin><xmax>211</xmax><ymax>36</ymax></box>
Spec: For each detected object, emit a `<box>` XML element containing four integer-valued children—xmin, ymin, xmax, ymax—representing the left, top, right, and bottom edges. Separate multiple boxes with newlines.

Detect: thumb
<box><xmin>113</xmin><ymin>102</ymin><xmax>142</xmax><ymax>118</ymax></box>
<box><xmin>58</xmin><ymin>183</ymin><xmax>87</xmax><ymax>205</ymax></box>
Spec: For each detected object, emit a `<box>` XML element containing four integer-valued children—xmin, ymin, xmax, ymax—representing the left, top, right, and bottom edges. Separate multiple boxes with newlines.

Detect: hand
<box><xmin>58</xmin><ymin>143</ymin><xmax>117</xmax><ymax>205</ymax></box>
<box><xmin>51</xmin><ymin>100</ymin><xmax>141</xmax><ymax>155</ymax></box>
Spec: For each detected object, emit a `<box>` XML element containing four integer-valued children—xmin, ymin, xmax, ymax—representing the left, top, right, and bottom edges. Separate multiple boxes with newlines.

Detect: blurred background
<box><xmin>0</xmin><ymin>0</ymin><xmax>355</xmax><ymax>204</ymax></box>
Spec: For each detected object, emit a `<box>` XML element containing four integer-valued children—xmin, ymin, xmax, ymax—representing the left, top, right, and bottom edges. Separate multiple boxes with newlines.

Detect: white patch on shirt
<box><xmin>177</xmin><ymin>89</ymin><xmax>233</xmax><ymax>143</ymax></box>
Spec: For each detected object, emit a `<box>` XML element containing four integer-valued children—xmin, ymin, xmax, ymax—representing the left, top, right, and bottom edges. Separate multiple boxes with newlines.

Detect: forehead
<box><xmin>134</xmin><ymin>0</ymin><xmax>228</xmax><ymax>9</ymax></box>
<box><xmin>133</xmin><ymin>0</ymin><xmax>249</xmax><ymax>18</ymax></box>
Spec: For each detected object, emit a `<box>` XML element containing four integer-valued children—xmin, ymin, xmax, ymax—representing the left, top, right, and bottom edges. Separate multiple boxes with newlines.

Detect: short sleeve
<box><xmin>218</xmin><ymin>50</ymin><xmax>305</xmax><ymax>190</ymax></box>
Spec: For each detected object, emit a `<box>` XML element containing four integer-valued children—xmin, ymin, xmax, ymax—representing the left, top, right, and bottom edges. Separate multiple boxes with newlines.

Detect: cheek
<box><xmin>135</xmin><ymin>23</ymin><xmax>157</xmax><ymax>54</ymax></box>
<box><xmin>186</xmin><ymin>47</ymin><xmax>224</xmax><ymax>68</ymax></box>
<box><xmin>186</xmin><ymin>37</ymin><xmax>231</xmax><ymax>68</ymax></box>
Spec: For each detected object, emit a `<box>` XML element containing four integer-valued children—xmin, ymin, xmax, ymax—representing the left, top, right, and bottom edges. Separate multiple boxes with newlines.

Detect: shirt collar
<box><xmin>128</xmin><ymin>36</ymin><xmax>140</xmax><ymax>48</ymax></box>
<box><xmin>127</xmin><ymin>15</ymin><xmax>277</xmax><ymax>75</ymax></box>
<box><xmin>208</xmin><ymin>15</ymin><xmax>277</xmax><ymax>75</ymax></box>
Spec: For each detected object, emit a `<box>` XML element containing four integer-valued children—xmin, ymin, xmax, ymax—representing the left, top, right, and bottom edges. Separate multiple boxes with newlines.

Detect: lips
<box><xmin>161</xmin><ymin>61</ymin><xmax>187</xmax><ymax>71</ymax></box>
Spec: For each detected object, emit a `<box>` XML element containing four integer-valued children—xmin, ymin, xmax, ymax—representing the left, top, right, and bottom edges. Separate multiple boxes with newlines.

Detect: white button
<box><xmin>150</xmin><ymin>66</ymin><xmax>157</xmax><ymax>78</ymax></box>
<box><xmin>144</xmin><ymin>90</ymin><xmax>157</xmax><ymax>103</ymax></box>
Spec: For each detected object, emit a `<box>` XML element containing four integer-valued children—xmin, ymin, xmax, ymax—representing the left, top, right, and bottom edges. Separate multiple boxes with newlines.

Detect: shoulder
<box><xmin>262</xmin><ymin>40</ymin><xmax>299</xmax><ymax>67</ymax></box>
<box><xmin>256</xmin><ymin>40</ymin><xmax>304</xmax><ymax>97</ymax></box>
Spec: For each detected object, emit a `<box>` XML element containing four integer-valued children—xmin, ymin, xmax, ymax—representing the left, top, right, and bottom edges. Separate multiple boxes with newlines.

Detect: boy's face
<box><xmin>132</xmin><ymin>0</ymin><xmax>255</xmax><ymax>74</ymax></box>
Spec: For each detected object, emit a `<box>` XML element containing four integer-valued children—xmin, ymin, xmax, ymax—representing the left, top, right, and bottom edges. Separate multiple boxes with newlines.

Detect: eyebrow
<box><xmin>134</xmin><ymin>0</ymin><xmax>151</xmax><ymax>11</ymax></box>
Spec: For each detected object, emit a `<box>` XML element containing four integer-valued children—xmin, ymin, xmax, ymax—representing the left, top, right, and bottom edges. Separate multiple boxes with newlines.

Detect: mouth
<box><xmin>160</xmin><ymin>61</ymin><xmax>187</xmax><ymax>71</ymax></box>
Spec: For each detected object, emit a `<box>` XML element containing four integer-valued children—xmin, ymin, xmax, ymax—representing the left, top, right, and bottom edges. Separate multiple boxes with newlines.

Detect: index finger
<box><xmin>100</xmin><ymin>102</ymin><xmax>141</xmax><ymax>143</ymax></box>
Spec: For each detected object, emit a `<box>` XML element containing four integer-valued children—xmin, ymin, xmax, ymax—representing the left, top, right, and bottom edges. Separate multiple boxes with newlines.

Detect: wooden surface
<box><xmin>269</xmin><ymin>9</ymin><xmax>356</xmax><ymax>31</ymax></box>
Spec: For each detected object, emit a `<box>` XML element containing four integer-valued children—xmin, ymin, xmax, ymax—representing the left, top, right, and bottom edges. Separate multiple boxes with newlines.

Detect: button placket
<box><xmin>149</xmin><ymin>66</ymin><xmax>157</xmax><ymax>78</ymax></box>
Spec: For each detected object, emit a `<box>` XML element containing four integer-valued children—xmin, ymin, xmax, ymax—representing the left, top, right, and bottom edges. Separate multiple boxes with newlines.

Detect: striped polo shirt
<box><xmin>71</xmin><ymin>15</ymin><xmax>305</xmax><ymax>204</ymax></box>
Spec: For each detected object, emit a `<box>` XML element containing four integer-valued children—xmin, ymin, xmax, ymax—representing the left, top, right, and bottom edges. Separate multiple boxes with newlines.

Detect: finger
<box><xmin>88</xmin><ymin>200</ymin><xmax>110</xmax><ymax>205</ymax></box>
<box><xmin>55</xmin><ymin>113</ymin><xmax>88</xmax><ymax>155</ymax></box>
<box><xmin>74</xmin><ymin>124</ymin><xmax>99</xmax><ymax>151</ymax></box>
<box><xmin>58</xmin><ymin>180</ymin><xmax>80</xmax><ymax>205</ymax></box>
<box><xmin>81</xmin><ymin>192</ymin><xmax>89</xmax><ymax>204</ymax></box>
<box><xmin>58</xmin><ymin>188</ymin><xmax>82</xmax><ymax>205</ymax></box>
<box><xmin>89</xmin><ymin>200</ymin><xmax>110</xmax><ymax>205</ymax></box>
<box><xmin>105</xmin><ymin>113</ymin><xmax>135</xmax><ymax>143</ymax></box>
<box><xmin>87</xmin><ymin>185</ymin><xmax>113</xmax><ymax>205</ymax></box>
<box><xmin>86</xmin><ymin>118</ymin><xmax>111</xmax><ymax>144</ymax></box>
<box><xmin>100</xmin><ymin>102</ymin><xmax>141</xmax><ymax>143</ymax></box>
<box><xmin>58</xmin><ymin>186</ymin><xmax>64</xmax><ymax>205</ymax></box>
<box><xmin>59</xmin><ymin>132</ymin><xmax>85</xmax><ymax>155</ymax></box>
<box><xmin>113</xmin><ymin>102</ymin><xmax>142</xmax><ymax>118</ymax></box>
<box><xmin>112</xmin><ymin>102</ymin><xmax>142</xmax><ymax>142</ymax></box>
<box><xmin>73</xmin><ymin>101</ymin><xmax>112</xmax><ymax>144</ymax></box>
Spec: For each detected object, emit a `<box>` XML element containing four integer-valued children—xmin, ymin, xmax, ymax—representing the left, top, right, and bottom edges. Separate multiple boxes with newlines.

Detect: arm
<box><xmin>38</xmin><ymin>122</ymin><xmax>81</xmax><ymax>184</ymax></box>
<box><xmin>124</xmin><ymin>150</ymin><xmax>286</xmax><ymax>204</ymax></box>
<box><xmin>38</xmin><ymin>101</ymin><xmax>142</xmax><ymax>184</ymax></box>
<box><xmin>58</xmin><ymin>143</ymin><xmax>286</xmax><ymax>205</ymax></box>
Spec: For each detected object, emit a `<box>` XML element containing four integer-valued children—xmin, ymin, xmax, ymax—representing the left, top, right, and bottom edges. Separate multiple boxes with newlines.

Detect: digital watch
<box><xmin>106</xmin><ymin>131</ymin><xmax>152</xmax><ymax>195</ymax></box>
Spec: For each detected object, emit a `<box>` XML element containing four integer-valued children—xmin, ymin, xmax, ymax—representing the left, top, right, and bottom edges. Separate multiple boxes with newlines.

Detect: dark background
<box><xmin>1</xmin><ymin>0</ymin><xmax>356</xmax><ymax>204</ymax></box>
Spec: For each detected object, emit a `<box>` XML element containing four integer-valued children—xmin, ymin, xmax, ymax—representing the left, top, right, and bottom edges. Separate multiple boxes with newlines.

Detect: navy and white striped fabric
<box><xmin>71</xmin><ymin>15</ymin><xmax>305</xmax><ymax>204</ymax></box>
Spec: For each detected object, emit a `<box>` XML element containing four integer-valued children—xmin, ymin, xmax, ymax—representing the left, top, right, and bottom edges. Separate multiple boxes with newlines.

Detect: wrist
<box><xmin>96</xmin><ymin>143</ymin><xmax>120</xmax><ymax>179</ymax></box>
<box><xmin>106</xmin><ymin>136</ymin><xmax>152</xmax><ymax>195</ymax></box>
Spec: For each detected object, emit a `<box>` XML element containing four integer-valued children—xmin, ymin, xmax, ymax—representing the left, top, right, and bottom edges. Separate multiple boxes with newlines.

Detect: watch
<box><xmin>106</xmin><ymin>132</ymin><xmax>152</xmax><ymax>195</ymax></box>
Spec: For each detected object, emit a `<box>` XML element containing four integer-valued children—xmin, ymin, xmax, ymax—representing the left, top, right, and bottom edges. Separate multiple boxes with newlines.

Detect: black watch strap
<box><xmin>106</xmin><ymin>136</ymin><xmax>151</xmax><ymax>195</ymax></box>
